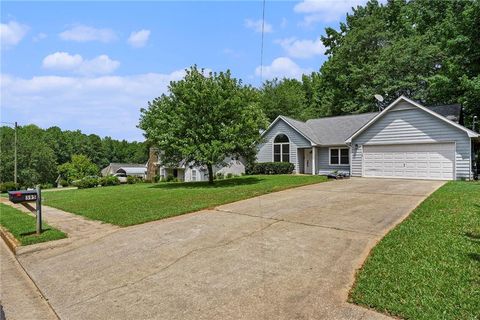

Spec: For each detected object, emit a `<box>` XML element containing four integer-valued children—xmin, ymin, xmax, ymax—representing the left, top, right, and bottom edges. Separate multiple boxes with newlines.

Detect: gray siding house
<box><xmin>257</xmin><ymin>96</ymin><xmax>479</xmax><ymax>180</ymax></box>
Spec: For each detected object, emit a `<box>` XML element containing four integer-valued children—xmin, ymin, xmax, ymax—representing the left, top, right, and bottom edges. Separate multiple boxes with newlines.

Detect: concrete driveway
<box><xmin>17</xmin><ymin>178</ymin><xmax>444</xmax><ymax>320</ymax></box>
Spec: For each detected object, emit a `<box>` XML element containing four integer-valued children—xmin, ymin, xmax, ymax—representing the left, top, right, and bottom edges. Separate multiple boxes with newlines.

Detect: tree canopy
<box><xmin>139</xmin><ymin>66</ymin><xmax>268</xmax><ymax>183</ymax></box>
<box><xmin>58</xmin><ymin>155</ymin><xmax>99</xmax><ymax>183</ymax></box>
<box><xmin>257</xmin><ymin>0</ymin><xmax>479</xmax><ymax>127</ymax></box>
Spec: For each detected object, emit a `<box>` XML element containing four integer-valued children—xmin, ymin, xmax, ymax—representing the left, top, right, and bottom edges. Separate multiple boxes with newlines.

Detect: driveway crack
<box><xmin>215</xmin><ymin>208</ymin><xmax>381</xmax><ymax>237</ymax></box>
<box><xmin>64</xmin><ymin>219</ymin><xmax>280</xmax><ymax>309</ymax></box>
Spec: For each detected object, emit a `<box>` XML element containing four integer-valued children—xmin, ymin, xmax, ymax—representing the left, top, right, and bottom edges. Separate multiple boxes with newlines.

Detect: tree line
<box><xmin>0</xmin><ymin>125</ymin><xmax>148</xmax><ymax>187</ymax></box>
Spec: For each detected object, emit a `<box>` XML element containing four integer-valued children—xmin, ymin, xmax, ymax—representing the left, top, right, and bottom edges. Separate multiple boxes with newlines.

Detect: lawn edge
<box><xmin>345</xmin><ymin>180</ymin><xmax>446</xmax><ymax>319</ymax></box>
<box><xmin>45</xmin><ymin>176</ymin><xmax>329</xmax><ymax>227</ymax></box>
<box><xmin>0</xmin><ymin>201</ymin><xmax>69</xmax><ymax>247</ymax></box>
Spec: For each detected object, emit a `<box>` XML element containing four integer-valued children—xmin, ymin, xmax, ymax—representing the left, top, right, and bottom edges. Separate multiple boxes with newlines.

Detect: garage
<box><xmin>363</xmin><ymin>143</ymin><xmax>455</xmax><ymax>180</ymax></box>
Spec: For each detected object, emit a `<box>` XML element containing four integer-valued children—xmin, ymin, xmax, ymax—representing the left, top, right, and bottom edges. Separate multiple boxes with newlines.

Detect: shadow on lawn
<box><xmin>468</xmin><ymin>253</ymin><xmax>480</xmax><ymax>263</ymax></box>
<box><xmin>20</xmin><ymin>228</ymin><xmax>54</xmax><ymax>236</ymax></box>
<box><xmin>149</xmin><ymin>177</ymin><xmax>264</xmax><ymax>189</ymax></box>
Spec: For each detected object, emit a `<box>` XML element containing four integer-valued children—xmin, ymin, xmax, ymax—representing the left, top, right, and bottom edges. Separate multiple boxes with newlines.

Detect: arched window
<box><xmin>273</xmin><ymin>134</ymin><xmax>290</xmax><ymax>162</ymax></box>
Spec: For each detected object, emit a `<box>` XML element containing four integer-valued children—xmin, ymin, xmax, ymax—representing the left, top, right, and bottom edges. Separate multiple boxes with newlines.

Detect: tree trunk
<box><xmin>207</xmin><ymin>164</ymin><xmax>214</xmax><ymax>184</ymax></box>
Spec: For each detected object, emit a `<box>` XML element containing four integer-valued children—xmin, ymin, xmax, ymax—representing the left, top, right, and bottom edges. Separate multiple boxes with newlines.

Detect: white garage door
<box><xmin>363</xmin><ymin>143</ymin><xmax>455</xmax><ymax>180</ymax></box>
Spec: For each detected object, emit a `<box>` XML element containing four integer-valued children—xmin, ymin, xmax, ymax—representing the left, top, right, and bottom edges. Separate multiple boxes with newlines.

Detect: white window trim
<box><xmin>273</xmin><ymin>142</ymin><xmax>290</xmax><ymax>162</ymax></box>
<box><xmin>329</xmin><ymin>147</ymin><xmax>350</xmax><ymax>166</ymax></box>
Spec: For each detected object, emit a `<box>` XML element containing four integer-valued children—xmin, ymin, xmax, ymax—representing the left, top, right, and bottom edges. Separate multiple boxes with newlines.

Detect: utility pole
<box><xmin>14</xmin><ymin>121</ymin><xmax>17</xmax><ymax>185</ymax></box>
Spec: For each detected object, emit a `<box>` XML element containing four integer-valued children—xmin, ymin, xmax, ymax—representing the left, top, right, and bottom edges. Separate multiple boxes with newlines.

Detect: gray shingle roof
<box><xmin>305</xmin><ymin>113</ymin><xmax>379</xmax><ymax>145</ymax></box>
<box><xmin>279</xmin><ymin>113</ymin><xmax>378</xmax><ymax>145</ymax></box>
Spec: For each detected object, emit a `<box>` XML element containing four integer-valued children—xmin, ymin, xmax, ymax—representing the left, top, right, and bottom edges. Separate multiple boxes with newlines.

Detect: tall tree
<box><xmin>139</xmin><ymin>66</ymin><xmax>268</xmax><ymax>183</ymax></box>
<box><xmin>259</xmin><ymin>78</ymin><xmax>309</xmax><ymax>122</ymax></box>
<box><xmin>317</xmin><ymin>0</ymin><xmax>480</xmax><ymax>125</ymax></box>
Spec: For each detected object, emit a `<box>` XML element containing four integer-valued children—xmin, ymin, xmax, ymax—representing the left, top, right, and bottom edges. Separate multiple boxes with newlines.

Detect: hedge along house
<box><xmin>257</xmin><ymin>96</ymin><xmax>479</xmax><ymax>180</ymax></box>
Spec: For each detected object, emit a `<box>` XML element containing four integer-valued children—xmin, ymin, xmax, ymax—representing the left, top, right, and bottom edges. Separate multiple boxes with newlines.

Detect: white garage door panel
<box><xmin>363</xmin><ymin>143</ymin><xmax>455</xmax><ymax>180</ymax></box>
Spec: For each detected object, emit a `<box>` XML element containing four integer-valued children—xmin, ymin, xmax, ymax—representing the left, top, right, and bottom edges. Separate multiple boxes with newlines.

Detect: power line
<box><xmin>259</xmin><ymin>0</ymin><xmax>266</xmax><ymax>82</ymax></box>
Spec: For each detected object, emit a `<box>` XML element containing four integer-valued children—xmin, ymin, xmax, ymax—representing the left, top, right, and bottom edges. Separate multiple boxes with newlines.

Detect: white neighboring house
<box><xmin>101</xmin><ymin>163</ymin><xmax>147</xmax><ymax>179</ymax></box>
<box><xmin>146</xmin><ymin>149</ymin><xmax>245</xmax><ymax>182</ymax></box>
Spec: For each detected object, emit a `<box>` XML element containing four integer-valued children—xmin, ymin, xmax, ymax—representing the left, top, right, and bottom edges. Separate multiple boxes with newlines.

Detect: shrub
<box><xmin>99</xmin><ymin>176</ymin><xmax>120</xmax><ymax>186</ymax></box>
<box><xmin>166</xmin><ymin>174</ymin><xmax>176</xmax><ymax>182</ymax></box>
<box><xmin>226</xmin><ymin>173</ymin><xmax>234</xmax><ymax>179</ymax></box>
<box><xmin>127</xmin><ymin>176</ymin><xmax>139</xmax><ymax>184</ymax></box>
<box><xmin>74</xmin><ymin>176</ymin><xmax>99</xmax><ymax>189</ymax></box>
<box><xmin>0</xmin><ymin>182</ymin><xmax>19</xmax><ymax>193</ymax></box>
<box><xmin>58</xmin><ymin>179</ymin><xmax>69</xmax><ymax>187</ymax></box>
<box><xmin>247</xmin><ymin>162</ymin><xmax>294</xmax><ymax>175</ymax></box>
<box><xmin>41</xmin><ymin>183</ymin><xmax>54</xmax><ymax>189</ymax></box>
<box><xmin>215</xmin><ymin>172</ymin><xmax>224</xmax><ymax>180</ymax></box>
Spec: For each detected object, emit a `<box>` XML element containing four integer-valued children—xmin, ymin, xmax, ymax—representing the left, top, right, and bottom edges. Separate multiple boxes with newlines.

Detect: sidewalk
<box><xmin>0</xmin><ymin>198</ymin><xmax>119</xmax><ymax>256</ymax></box>
<box><xmin>0</xmin><ymin>240</ymin><xmax>58</xmax><ymax>320</ymax></box>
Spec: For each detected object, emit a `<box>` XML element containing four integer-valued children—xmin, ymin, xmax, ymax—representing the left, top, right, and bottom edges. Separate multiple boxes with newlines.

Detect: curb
<box><xmin>0</xmin><ymin>226</ymin><xmax>19</xmax><ymax>255</ymax></box>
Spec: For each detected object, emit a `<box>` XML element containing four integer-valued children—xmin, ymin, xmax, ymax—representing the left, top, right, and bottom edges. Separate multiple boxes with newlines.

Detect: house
<box><xmin>146</xmin><ymin>148</ymin><xmax>245</xmax><ymax>182</ymax></box>
<box><xmin>257</xmin><ymin>96</ymin><xmax>479</xmax><ymax>180</ymax></box>
<box><xmin>101</xmin><ymin>163</ymin><xmax>147</xmax><ymax>178</ymax></box>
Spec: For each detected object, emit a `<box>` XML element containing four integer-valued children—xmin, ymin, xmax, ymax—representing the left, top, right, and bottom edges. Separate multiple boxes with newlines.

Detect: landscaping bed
<box><xmin>350</xmin><ymin>181</ymin><xmax>480</xmax><ymax>319</ymax></box>
<box><xmin>0</xmin><ymin>203</ymin><xmax>66</xmax><ymax>246</ymax></box>
<box><xmin>43</xmin><ymin>175</ymin><xmax>327</xmax><ymax>226</ymax></box>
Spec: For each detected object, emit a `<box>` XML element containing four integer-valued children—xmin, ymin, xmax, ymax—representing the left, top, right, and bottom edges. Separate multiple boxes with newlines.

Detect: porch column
<box><xmin>312</xmin><ymin>147</ymin><xmax>316</xmax><ymax>175</ymax></box>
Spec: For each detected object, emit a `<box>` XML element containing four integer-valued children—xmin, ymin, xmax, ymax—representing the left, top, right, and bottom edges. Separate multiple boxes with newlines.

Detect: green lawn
<box><xmin>350</xmin><ymin>181</ymin><xmax>480</xmax><ymax>320</ymax></box>
<box><xmin>0</xmin><ymin>203</ymin><xmax>66</xmax><ymax>246</ymax></box>
<box><xmin>43</xmin><ymin>175</ymin><xmax>327</xmax><ymax>227</ymax></box>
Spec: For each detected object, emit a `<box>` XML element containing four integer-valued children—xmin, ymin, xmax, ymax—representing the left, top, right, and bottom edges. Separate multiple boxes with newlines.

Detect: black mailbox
<box><xmin>8</xmin><ymin>190</ymin><xmax>38</xmax><ymax>204</ymax></box>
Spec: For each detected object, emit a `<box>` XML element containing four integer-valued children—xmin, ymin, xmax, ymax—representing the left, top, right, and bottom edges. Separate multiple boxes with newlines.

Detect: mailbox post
<box><xmin>8</xmin><ymin>185</ymin><xmax>42</xmax><ymax>235</ymax></box>
<box><xmin>35</xmin><ymin>185</ymin><xmax>42</xmax><ymax>235</ymax></box>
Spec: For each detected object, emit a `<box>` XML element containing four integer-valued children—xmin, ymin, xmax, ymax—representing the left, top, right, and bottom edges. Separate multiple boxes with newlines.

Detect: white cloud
<box><xmin>59</xmin><ymin>25</ymin><xmax>116</xmax><ymax>43</ymax></box>
<box><xmin>0</xmin><ymin>70</ymin><xmax>186</xmax><ymax>141</ymax></box>
<box><xmin>280</xmin><ymin>18</ymin><xmax>288</xmax><ymax>29</ymax></box>
<box><xmin>244</xmin><ymin>19</ymin><xmax>273</xmax><ymax>33</ymax></box>
<box><xmin>276</xmin><ymin>37</ymin><xmax>325</xmax><ymax>59</ymax></box>
<box><xmin>42</xmin><ymin>52</ymin><xmax>83</xmax><ymax>70</ymax></box>
<box><xmin>42</xmin><ymin>52</ymin><xmax>120</xmax><ymax>76</ymax></box>
<box><xmin>255</xmin><ymin>57</ymin><xmax>311</xmax><ymax>80</ymax></box>
<box><xmin>78</xmin><ymin>55</ymin><xmax>120</xmax><ymax>75</ymax></box>
<box><xmin>127</xmin><ymin>29</ymin><xmax>151</xmax><ymax>48</ymax></box>
<box><xmin>33</xmin><ymin>32</ymin><xmax>47</xmax><ymax>42</ymax></box>
<box><xmin>0</xmin><ymin>21</ymin><xmax>29</xmax><ymax>48</ymax></box>
<box><xmin>294</xmin><ymin>0</ymin><xmax>368</xmax><ymax>25</ymax></box>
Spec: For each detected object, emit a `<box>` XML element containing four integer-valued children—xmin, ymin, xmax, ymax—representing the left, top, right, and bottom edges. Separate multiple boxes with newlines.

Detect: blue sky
<box><xmin>1</xmin><ymin>0</ymin><xmax>367</xmax><ymax>141</ymax></box>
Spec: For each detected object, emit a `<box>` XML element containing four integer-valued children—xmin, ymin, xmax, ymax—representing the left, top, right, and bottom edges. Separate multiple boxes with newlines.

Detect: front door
<box><xmin>304</xmin><ymin>149</ymin><xmax>312</xmax><ymax>174</ymax></box>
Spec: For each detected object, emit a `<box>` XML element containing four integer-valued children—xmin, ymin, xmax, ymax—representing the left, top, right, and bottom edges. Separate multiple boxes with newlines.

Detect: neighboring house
<box><xmin>257</xmin><ymin>96</ymin><xmax>479</xmax><ymax>180</ymax></box>
<box><xmin>101</xmin><ymin>163</ymin><xmax>147</xmax><ymax>179</ymax></box>
<box><xmin>146</xmin><ymin>148</ymin><xmax>245</xmax><ymax>182</ymax></box>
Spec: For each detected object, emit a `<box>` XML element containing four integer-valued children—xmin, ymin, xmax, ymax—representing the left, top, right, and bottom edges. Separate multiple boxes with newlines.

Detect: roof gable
<box><xmin>261</xmin><ymin>116</ymin><xmax>316</xmax><ymax>145</ymax></box>
<box><xmin>345</xmin><ymin>96</ymin><xmax>479</xmax><ymax>143</ymax></box>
